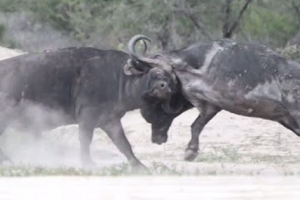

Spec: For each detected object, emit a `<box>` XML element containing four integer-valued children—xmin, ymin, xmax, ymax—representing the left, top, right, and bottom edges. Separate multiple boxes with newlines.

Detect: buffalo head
<box><xmin>140</xmin><ymin>90</ymin><xmax>193</xmax><ymax>144</ymax></box>
<box><xmin>124</xmin><ymin>34</ymin><xmax>184</xmax><ymax>114</ymax></box>
<box><xmin>124</xmin><ymin>34</ymin><xmax>193</xmax><ymax>144</ymax></box>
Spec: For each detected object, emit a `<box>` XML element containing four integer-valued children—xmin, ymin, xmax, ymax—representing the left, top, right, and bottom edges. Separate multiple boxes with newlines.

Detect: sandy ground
<box><xmin>0</xmin><ymin>46</ymin><xmax>300</xmax><ymax>199</ymax></box>
<box><xmin>1</xmin><ymin>176</ymin><xmax>300</xmax><ymax>200</ymax></box>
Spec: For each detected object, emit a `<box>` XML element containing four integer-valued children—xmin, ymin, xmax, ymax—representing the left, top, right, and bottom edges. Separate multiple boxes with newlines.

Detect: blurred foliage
<box><xmin>30</xmin><ymin>0</ymin><xmax>102</xmax><ymax>41</ymax></box>
<box><xmin>0</xmin><ymin>0</ymin><xmax>299</xmax><ymax>51</ymax></box>
<box><xmin>0</xmin><ymin>23</ymin><xmax>18</xmax><ymax>49</ymax></box>
<box><xmin>0</xmin><ymin>24</ymin><xmax>5</xmax><ymax>40</ymax></box>
<box><xmin>278</xmin><ymin>45</ymin><xmax>300</xmax><ymax>63</ymax></box>
<box><xmin>241</xmin><ymin>0</ymin><xmax>298</xmax><ymax>47</ymax></box>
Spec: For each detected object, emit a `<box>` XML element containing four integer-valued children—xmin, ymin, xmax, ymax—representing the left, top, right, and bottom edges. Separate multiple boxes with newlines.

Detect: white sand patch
<box><xmin>1</xmin><ymin>176</ymin><xmax>300</xmax><ymax>200</ymax></box>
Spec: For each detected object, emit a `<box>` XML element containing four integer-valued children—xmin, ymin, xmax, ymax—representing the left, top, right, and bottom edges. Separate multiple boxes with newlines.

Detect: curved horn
<box><xmin>128</xmin><ymin>34</ymin><xmax>151</xmax><ymax>60</ymax></box>
<box><xmin>161</xmin><ymin>99</ymin><xmax>183</xmax><ymax>114</ymax></box>
<box><xmin>127</xmin><ymin>34</ymin><xmax>171</xmax><ymax>69</ymax></box>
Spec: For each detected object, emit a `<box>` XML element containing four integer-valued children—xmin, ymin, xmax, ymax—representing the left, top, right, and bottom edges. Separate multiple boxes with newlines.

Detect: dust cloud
<box><xmin>0</xmin><ymin>103</ymin><xmax>124</xmax><ymax>169</ymax></box>
<box><xmin>0</xmin><ymin>47</ymin><xmax>124</xmax><ymax>169</ymax></box>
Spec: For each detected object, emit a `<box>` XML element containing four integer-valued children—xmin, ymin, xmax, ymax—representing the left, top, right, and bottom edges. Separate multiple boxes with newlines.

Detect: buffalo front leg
<box><xmin>185</xmin><ymin>102</ymin><xmax>220</xmax><ymax>161</ymax></box>
<box><xmin>101</xmin><ymin>120</ymin><xmax>147</xmax><ymax>172</ymax></box>
<box><xmin>277</xmin><ymin>114</ymin><xmax>300</xmax><ymax>136</ymax></box>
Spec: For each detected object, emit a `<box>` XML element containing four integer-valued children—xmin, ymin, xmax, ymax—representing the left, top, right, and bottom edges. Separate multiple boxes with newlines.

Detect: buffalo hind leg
<box><xmin>101</xmin><ymin>120</ymin><xmax>148</xmax><ymax>173</ymax></box>
<box><xmin>0</xmin><ymin>95</ymin><xmax>18</xmax><ymax>164</ymax></box>
<box><xmin>78</xmin><ymin>107</ymin><xmax>98</xmax><ymax>167</ymax></box>
<box><xmin>0</xmin><ymin>122</ymin><xmax>11</xmax><ymax>164</ymax></box>
<box><xmin>79</xmin><ymin>122</ymin><xmax>95</xmax><ymax>167</ymax></box>
<box><xmin>185</xmin><ymin>102</ymin><xmax>221</xmax><ymax>161</ymax></box>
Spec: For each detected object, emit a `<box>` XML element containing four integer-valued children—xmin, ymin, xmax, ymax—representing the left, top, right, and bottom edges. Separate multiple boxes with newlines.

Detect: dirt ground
<box><xmin>0</xmin><ymin>46</ymin><xmax>300</xmax><ymax>199</ymax></box>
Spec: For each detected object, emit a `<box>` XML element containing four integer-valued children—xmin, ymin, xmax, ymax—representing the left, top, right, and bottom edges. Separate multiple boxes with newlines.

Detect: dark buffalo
<box><xmin>0</xmin><ymin>41</ymin><xmax>181</xmax><ymax>170</ymax></box>
<box><xmin>126</xmin><ymin>35</ymin><xmax>300</xmax><ymax>162</ymax></box>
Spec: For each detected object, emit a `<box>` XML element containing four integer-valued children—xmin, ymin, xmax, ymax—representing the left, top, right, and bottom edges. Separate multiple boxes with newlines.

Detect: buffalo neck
<box><xmin>118</xmin><ymin>71</ymin><xmax>149</xmax><ymax>111</ymax></box>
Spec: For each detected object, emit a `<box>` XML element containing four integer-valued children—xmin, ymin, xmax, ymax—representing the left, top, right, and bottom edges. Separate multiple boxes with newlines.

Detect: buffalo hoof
<box><xmin>130</xmin><ymin>161</ymin><xmax>150</xmax><ymax>175</ymax></box>
<box><xmin>184</xmin><ymin>149</ymin><xmax>198</xmax><ymax>161</ymax></box>
<box><xmin>82</xmin><ymin>159</ymin><xmax>97</xmax><ymax>169</ymax></box>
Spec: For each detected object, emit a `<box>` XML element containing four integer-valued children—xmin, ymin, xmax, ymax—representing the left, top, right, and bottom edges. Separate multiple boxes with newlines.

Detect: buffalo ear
<box><xmin>123</xmin><ymin>59</ymin><xmax>152</xmax><ymax>76</ymax></box>
<box><xmin>123</xmin><ymin>64</ymin><xmax>133</xmax><ymax>75</ymax></box>
<box><xmin>123</xmin><ymin>63</ymin><xmax>136</xmax><ymax>76</ymax></box>
<box><xmin>123</xmin><ymin>59</ymin><xmax>143</xmax><ymax>76</ymax></box>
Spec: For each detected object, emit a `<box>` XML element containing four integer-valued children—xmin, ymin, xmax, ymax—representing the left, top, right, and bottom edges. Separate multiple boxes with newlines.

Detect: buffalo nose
<box><xmin>156</xmin><ymin>81</ymin><xmax>167</xmax><ymax>89</ymax></box>
<box><xmin>160</xmin><ymin>82</ymin><xmax>166</xmax><ymax>89</ymax></box>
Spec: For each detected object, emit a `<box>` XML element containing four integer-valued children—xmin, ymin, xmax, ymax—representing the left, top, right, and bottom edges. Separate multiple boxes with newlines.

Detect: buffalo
<box><xmin>0</xmin><ymin>39</ymin><xmax>184</xmax><ymax>170</ymax></box>
<box><xmin>126</xmin><ymin>35</ymin><xmax>300</xmax><ymax>162</ymax></box>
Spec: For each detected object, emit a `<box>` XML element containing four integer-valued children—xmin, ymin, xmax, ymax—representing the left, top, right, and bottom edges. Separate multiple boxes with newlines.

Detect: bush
<box><xmin>30</xmin><ymin>0</ymin><xmax>104</xmax><ymax>42</ymax></box>
<box><xmin>0</xmin><ymin>0</ymin><xmax>299</xmax><ymax>51</ymax></box>
<box><xmin>0</xmin><ymin>23</ymin><xmax>19</xmax><ymax>49</ymax></box>
<box><xmin>278</xmin><ymin>45</ymin><xmax>300</xmax><ymax>63</ymax></box>
<box><xmin>0</xmin><ymin>24</ymin><xmax>5</xmax><ymax>40</ymax></box>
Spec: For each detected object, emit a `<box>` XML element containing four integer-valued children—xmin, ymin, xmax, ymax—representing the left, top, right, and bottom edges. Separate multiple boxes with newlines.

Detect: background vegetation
<box><xmin>0</xmin><ymin>0</ymin><xmax>300</xmax><ymax>54</ymax></box>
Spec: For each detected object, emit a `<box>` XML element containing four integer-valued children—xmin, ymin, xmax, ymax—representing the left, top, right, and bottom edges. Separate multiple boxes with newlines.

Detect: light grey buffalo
<box><xmin>125</xmin><ymin>34</ymin><xmax>300</xmax><ymax>161</ymax></box>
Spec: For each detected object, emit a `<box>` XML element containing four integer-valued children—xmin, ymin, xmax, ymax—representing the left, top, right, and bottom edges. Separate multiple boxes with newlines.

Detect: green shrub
<box><xmin>0</xmin><ymin>24</ymin><xmax>5</xmax><ymax>41</ymax></box>
<box><xmin>30</xmin><ymin>0</ymin><xmax>103</xmax><ymax>41</ymax></box>
<box><xmin>0</xmin><ymin>23</ymin><xmax>19</xmax><ymax>49</ymax></box>
<box><xmin>278</xmin><ymin>45</ymin><xmax>300</xmax><ymax>63</ymax></box>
